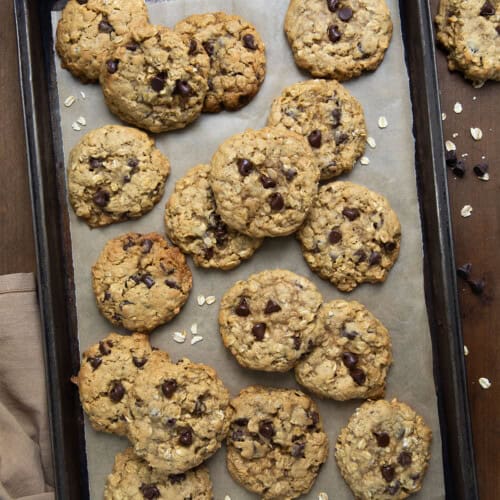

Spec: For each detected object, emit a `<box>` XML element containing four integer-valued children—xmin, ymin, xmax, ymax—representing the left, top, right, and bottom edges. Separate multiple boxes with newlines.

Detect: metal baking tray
<box><xmin>14</xmin><ymin>0</ymin><xmax>478</xmax><ymax>498</ymax></box>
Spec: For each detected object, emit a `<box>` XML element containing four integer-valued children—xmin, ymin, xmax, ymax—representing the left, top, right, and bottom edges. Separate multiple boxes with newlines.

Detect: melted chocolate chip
<box><xmin>381</xmin><ymin>465</ymin><xmax>395</xmax><ymax>482</ymax></box>
<box><xmin>126</xmin><ymin>41</ymin><xmax>139</xmax><ymax>51</ymax></box>
<box><xmin>342</xmin><ymin>207</ymin><xmax>360</xmax><ymax>221</ymax></box>
<box><xmin>384</xmin><ymin>241</ymin><xmax>397</xmax><ymax>253</ymax></box>
<box><xmin>373</xmin><ymin>431</ymin><xmax>390</xmax><ymax>447</ymax></box>
<box><xmin>243</xmin><ymin>34</ymin><xmax>257</xmax><ymax>50</ymax></box>
<box><xmin>338</xmin><ymin>6</ymin><xmax>353</xmax><ymax>21</ymax></box>
<box><xmin>327</xmin><ymin>25</ymin><xmax>342</xmax><ymax>43</ymax></box>
<box><xmin>354</xmin><ymin>249</ymin><xmax>366</xmax><ymax>263</ymax></box>
<box><xmin>169</xmin><ymin>473</ymin><xmax>186</xmax><ymax>485</ymax></box>
<box><xmin>473</xmin><ymin>162</ymin><xmax>488</xmax><ymax>177</ymax></box>
<box><xmin>93</xmin><ymin>189</ymin><xmax>110</xmax><ymax>207</ymax></box>
<box><xmin>89</xmin><ymin>157</ymin><xmax>103</xmax><ymax>170</ymax></box>
<box><xmin>98</xmin><ymin>19</ymin><xmax>114</xmax><ymax>33</ymax></box>
<box><xmin>88</xmin><ymin>356</ymin><xmax>102</xmax><ymax>370</ymax></box>
<box><xmin>188</xmin><ymin>39</ymin><xmax>197</xmax><ymax>55</ymax></box>
<box><xmin>350</xmin><ymin>368</ymin><xmax>366</xmax><ymax>385</ymax></box>
<box><xmin>342</xmin><ymin>328</ymin><xmax>357</xmax><ymax>340</ymax></box>
<box><xmin>293</xmin><ymin>336</ymin><xmax>302</xmax><ymax>350</ymax></box>
<box><xmin>456</xmin><ymin>262</ymin><xmax>472</xmax><ymax>280</ymax></box>
<box><xmin>284</xmin><ymin>168</ymin><xmax>297</xmax><ymax>181</ymax></box>
<box><xmin>202</xmin><ymin>40</ymin><xmax>215</xmax><ymax>56</ymax></box>
<box><xmin>235</xmin><ymin>418</ymin><xmax>249</xmax><ymax>426</ymax></box>
<box><xmin>165</xmin><ymin>279</ymin><xmax>181</xmax><ymax>290</ymax></box>
<box><xmin>268</xmin><ymin>192</ymin><xmax>284</xmax><ymax>211</ymax></box>
<box><xmin>328</xmin><ymin>229</ymin><xmax>342</xmax><ymax>244</ymax></box>
<box><xmin>291</xmin><ymin>442</ymin><xmax>305</xmax><ymax>458</ymax></box>
<box><xmin>142</xmin><ymin>239</ymin><xmax>153</xmax><ymax>253</ymax></box>
<box><xmin>106</xmin><ymin>59</ymin><xmax>119</xmax><ymax>73</ymax></box>
<box><xmin>264</xmin><ymin>299</ymin><xmax>281</xmax><ymax>314</ymax></box>
<box><xmin>173</xmin><ymin>80</ymin><xmax>192</xmax><ymax>96</ymax></box>
<box><xmin>235</xmin><ymin>297</ymin><xmax>251</xmax><ymax>316</ymax></box>
<box><xmin>260</xmin><ymin>175</ymin><xmax>277</xmax><ymax>188</ymax></box>
<box><xmin>342</xmin><ymin>351</ymin><xmax>358</xmax><ymax>369</ymax></box>
<box><xmin>99</xmin><ymin>341</ymin><xmax>111</xmax><ymax>356</ymax></box>
<box><xmin>150</xmin><ymin>72</ymin><xmax>166</xmax><ymax>92</ymax></box>
<box><xmin>398</xmin><ymin>451</ymin><xmax>412</xmax><ymax>466</ymax></box>
<box><xmin>139</xmin><ymin>483</ymin><xmax>160</xmax><ymax>499</ymax></box>
<box><xmin>237</xmin><ymin>158</ymin><xmax>253</xmax><ymax>176</ymax></box>
<box><xmin>480</xmin><ymin>1</ymin><xmax>495</xmax><ymax>16</ymax></box>
<box><xmin>141</xmin><ymin>274</ymin><xmax>155</xmax><ymax>289</ymax></box>
<box><xmin>161</xmin><ymin>379</ymin><xmax>177</xmax><ymax>398</ymax></box>
<box><xmin>332</xmin><ymin>108</ymin><xmax>342</xmax><ymax>128</ymax></box>
<box><xmin>109</xmin><ymin>381</ymin><xmax>125</xmax><ymax>402</ymax></box>
<box><xmin>123</xmin><ymin>238</ymin><xmax>135</xmax><ymax>250</ymax></box>
<box><xmin>308</xmin><ymin>130</ymin><xmax>322</xmax><ymax>148</ymax></box>
<box><xmin>133</xmin><ymin>356</ymin><xmax>148</xmax><ymax>368</ymax></box>
<box><xmin>369</xmin><ymin>251</ymin><xmax>382</xmax><ymax>266</ymax></box>
<box><xmin>252</xmin><ymin>322</ymin><xmax>266</xmax><ymax>340</ymax></box>
<box><xmin>259</xmin><ymin>421</ymin><xmax>275</xmax><ymax>439</ymax></box>
<box><xmin>179</xmin><ymin>427</ymin><xmax>193</xmax><ymax>446</ymax></box>
<box><xmin>327</xmin><ymin>0</ymin><xmax>340</xmax><ymax>12</ymax></box>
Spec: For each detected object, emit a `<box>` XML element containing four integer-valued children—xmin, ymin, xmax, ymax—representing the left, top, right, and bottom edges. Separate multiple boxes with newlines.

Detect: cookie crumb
<box><xmin>173</xmin><ymin>331</ymin><xmax>186</xmax><ymax>343</ymax></box>
<box><xmin>224</xmin><ymin>496</ymin><xmax>231</xmax><ymax>500</ymax></box>
<box><xmin>478</xmin><ymin>172</ymin><xmax>490</xmax><ymax>181</ymax></box>
<box><xmin>378</xmin><ymin>116</ymin><xmax>388</xmax><ymax>128</ymax></box>
<box><xmin>470</xmin><ymin>127</ymin><xmax>483</xmax><ymax>141</ymax></box>
<box><xmin>71</xmin><ymin>121</ymin><xmax>82</xmax><ymax>131</ymax></box>
<box><xmin>197</xmin><ymin>295</ymin><xmax>206</xmax><ymax>306</ymax></box>
<box><xmin>441</xmin><ymin>112</ymin><xmax>447</xmax><ymax>121</ymax></box>
<box><xmin>460</xmin><ymin>205</ymin><xmax>473</xmax><ymax>217</ymax></box>
<box><xmin>479</xmin><ymin>377</ymin><xmax>491</xmax><ymax>389</ymax></box>
<box><xmin>366</xmin><ymin>136</ymin><xmax>376</xmax><ymax>148</ymax></box>
<box><xmin>472</xmin><ymin>96</ymin><xmax>477</xmax><ymax>101</ymax></box>
<box><xmin>318</xmin><ymin>493</ymin><xmax>329</xmax><ymax>500</ymax></box>
<box><xmin>64</xmin><ymin>95</ymin><xmax>76</xmax><ymax>107</ymax></box>
<box><xmin>80</xmin><ymin>91</ymin><xmax>86</xmax><ymax>99</ymax></box>
<box><xmin>190</xmin><ymin>323</ymin><xmax>198</xmax><ymax>335</ymax></box>
<box><xmin>191</xmin><ymin>335</ymin><xmax>204</xmax><ymax>345</ymax></box>
<box><xmin>205</xmin><ymin>295</ymin><xmax>216</xmax><ymax>305</ymax></box>
<box><xmin>452</xmin><ymin>132</ymin><xmax>459</xmax><ymax>138</ymax></box>
<box><xmin>445</xmin><ymin>140</ymin><xmax>456</xmax><ymax>151</ymax></box>
<box><xmin>360</xmin><ymin>156</ymin><xmax>370</xmax><ymax>165</ymax></box>
<box><xmin>464</xmin><ymin>345</ymin><xmax>469</xmax><ymax>356</ymax></box>
<box><xmin>453</xmin><ymin>102</ymin><xmax>463</xmax><ymax>113</ymax></box>
<box><xmin>76</xmin><ymin>116</ymin><xmax>87</xmax><ymax>126</ymax></box>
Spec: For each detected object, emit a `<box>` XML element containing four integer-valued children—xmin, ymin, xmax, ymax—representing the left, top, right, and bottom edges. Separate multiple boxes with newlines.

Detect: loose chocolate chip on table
<box><xmin>243</xmin><ymin>34</ymin><xmax>257</xmax><ymax>50</ymax></box>
<box><xmin>268</xmin><ymin>192</ymin><xmax>284</xmax><ymax>211</ymax></box>
<box><xmin>150</xmin><ymin>73</ymin><xmax>166</xmax><ymax>92</ymax></box>
<box><xmin>452</xmin><ymin>160</ymin><xmax>466</xmax><ymax>177</ymax></box>
<box><xmin>468</xmin><ymin>278</ymin><xmax>485</xmax><ymax>295</ymax></box>
<box><xmin>480</xmin><ymin>1</ymin><xmax>495</xmax><ymax>16</ymax></box>
<box><xmin>264</xmin><ymin>299</ymin><xmax>281</xmax><ymax>314</ymax></box>
<box><xmin>293</xmin><ymin>336</ymin><xmax>302</xmax><ymax>350</ymax></box>
<box><xmin>89</xmin><ymin>157</ymin><xmax>103</xmax><ymax>170</ymax></box>
<box><xmin>291</xmin><ymin>442</ymin><xmax>305</xmax><ymax>458</ymax></box>
<box><xmin>142</xmin><ymin>239</ymin><xmax>153</xmax><ymax>253</ymax></box>
<box><xmin>203</xmin><ymin>40</ymin><xmax>215</xmax><ymax>56</ymax></box>
<box><xmin>350</xmin><ymin>368</ymin><xmax>366</xmax><ymax>385</ymax></box>
<box><xmin>327</xmin><ymin>0</ymin><xmax>340</xmax><ymax>12</ymax></box>
<box><xmin>338</xmin><ymin>6</ymin><xmax>353</xmax><ymax>21</ymax></box>
<box><xmin>99</xmin><ymin>341</ymin><xmax>111</xmax><ymax>356</ymax></box>
<box><xmin>342</xmin><ymin>351</ymin><xmax>358</xmax><ymax>369</ymax></box>
<box><xmin>98</xmin><ymin>19</ymin><xmax>114</xmax><ymax>33</ymax></box>
<box><xmin>161</xmin><ymin>379</ymin><xmax>178</xmax><ymax>398</ymax></box>
<box><xmin>260</xmin><ymin>175</ymin><xmax>277</xmax><ymax>189</ymax></box>
<box><xmin>381</xmin><ymin>465</ymin><xmax>396</xmax><ymax>482</ymax></box>
<box><xmin>88</xmin><ymin>356</ymin><xmax>102</xmax><ymax>370</ymax></box>
<box><xmin>93</xmin><ymin>189</ymin><xmax>110</xmax><ymax>207</ymax></box>
<box><xmin>188</xmin><ymin>39</ymin><xmax>197</xmax><ymax>55</ymax></box>
<box><xmin>327</xmin><ymin>25</ymin><xmax>342</xmax><ymax>43</ymax></box>
<box><xmin>473</xmin><ymin>162</ymin><xmax>488</xmax><ymax>177</ymax></box>
<box><xmin>308</xmin><ymin>130</ymin><xmax>322</xmax><ymax>148</ymax></box>
<box><xmin>235</xmin><ymin>297</ymin><xmax>251</xmax><ymax>316</ymax></box>
<box><xmin>106</xmin><ymin>59</ymin><xmax>119</xmax><ymax>73</ymax></box>
<box><xmin>133</xmin><ymin>356</ymin><xmax>148</xmax><ymax>368</ymax></box>
<box><xmin>398</xmin><ymin>451</ymin><xmax>412</xmax><ymax>466</ymax></box>
<box><xmin>173</xmin><ymin>79</ymin><xmax>192</xmax><ymax>96</ymax></box>
<box><xmin>445</xmin><ymin>150</ymin><xmax>457</xmax><ymax>166</ymax></box>
<box><xmin>235</xmin><ymin>417</ymin><xmax>249</xmax><ymax>426</ymax></box>
<box><xmin>237</xmin><ymin>158</ymin><xmax>253</xmax><ymax>176</ymax></box>
<box><xmin>373</xmin><ymin>431</ymin><xmax>390</xmax><ymax>447</ymax></box>
<box><xmin>139</xmin><ymin>483</ymin><xmax>160</xmax><ymax>499</ymax></box>
<box><xmin>456</xmin><ymin>262</ymin><xmax>472</xmax><ymax>280</ymax></box>
<box><xmin>369</xmin><ymin>251</ymin><xmax>382</xmax><ymax>266</ymax></box>
<box><xmin>284</xmin><ymin>168</ymin><xmax>297</xmax><ymax>181</ymax></box>
<box><xmin>329</xmin><ymin>229</ymin><xmax>342</xmax><ymax>244</ymax></box>
<box><xmin>252</xmin><ymin>322</ymin><xmax>266</xmax><ymax>340</ymax></box>
<box><xmin>332</xmin><ymin>108</ymin><xmax>342</xmax><ymax>128</ymax></box>
<box><xmin>165</xmin><ymin>279</ymin><xmax>181</xmax><ymax>290</ymax></box>
<box><xmin>141</xmin><ymin>274</ymin><xmax>155</xmax><ymax>289</ymax></box>
<box><xmin>126</xmin><ymin>42</ymin><xmax>138</xmax><ymax>51</ymax></box>
<box><xmin>342</xmin><ymin>207</ymin><xmax>360</xmax><ymax>220</ymax></box>
<box><xmin>179</xmin><ymin>427</ymin><xmax>193</xmax><ymax>446</ymax></box>
<box><xmin>259</xmin><ymin>421</ymin><xmax>275</xmax><ymax>439</ymax></box>
<box><xmin>169</xmin><ymin>473</ymin><xmax>186</xmax><ymax>485</ymax></box>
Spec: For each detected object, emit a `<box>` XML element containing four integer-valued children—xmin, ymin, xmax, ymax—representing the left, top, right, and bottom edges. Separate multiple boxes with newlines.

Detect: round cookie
<box><xmin>100</xmin><ymin>24</ymin><xmax>210</xmax><ymax>133</ymax></box>
<box><xmin>209</xmin><ymin>127</ymin><xmax>319</xmax><ymax>238</ymax></box>
<box><xmin>218</xmin><ymin>269</ymin><xmax>323</xmax><ymax>372</ymax></box>
<box><xmin>55</xmin><ymin>0</ymin><xmax>149</xmax><ymax>83</ymax></box>
<box><xmin>335</xmin><ymin>399</ymin><xmax>432</xmax><ymax>499</ymax></box>
<box><xmin>126</xmin><ymin>353</ymin><xmax>232</xmax><ymax>473</ymax></box>
<box><xmin>104</xmin><ymin>447</ymin><xmax>213</xmax><ymax>500</ymax></box>
<box><xmin>226</xmin><ymin>386</ymin><xmax>329</xmax><ymax>500</ymax></box>
<box><xmin>284</xmin><ymin>0</ymin><xmax>393</xmax><ymax>80</ymax></box>
<box><xmin>294</xmin><ymin>300</ymin><xmax>392</xmax><ymax>400</ymax></box>
<box><xmin>165</xmin><ymin>164</ymin><xmax>263</xmax><ymax>270</ymax></box>
<box><xmin>73</xmin><ymin>332</ymin><xmax>154</xmax><ymax>435</ymax></box>
<box><xmin>175</xmin><ymin>12</ymin><xmax>266</xmax><ymax>113</ymax></box>
<box><xmin>297</xmin><ymin>181</ymin><xmax>401</xmax><ymax>292</ymax></box>
<box><xmin>268</xmin><ymin>79</ymin><xmax>367</xmax><ymax>180</ymax></box>
<box><xmin>68</xmin><ymin>125</ymin><xmax>170</xmax><ymax>228</ymax></box>
<box><xmin>92</xmin><ymin>232</ymin><xmax>192</xmax><ymax>332</ymax></box>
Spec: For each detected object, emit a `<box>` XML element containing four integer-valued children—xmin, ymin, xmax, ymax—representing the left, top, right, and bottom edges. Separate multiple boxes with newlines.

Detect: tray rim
<box><xmin>13</xmin><ymin>0</ymin><xmax>478</xmax><ymax>498</ymax></box>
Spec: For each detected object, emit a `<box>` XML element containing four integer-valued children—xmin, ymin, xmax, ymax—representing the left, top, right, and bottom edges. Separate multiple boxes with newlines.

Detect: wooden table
<box><xmin>0</xmin><ymin>0</ymin><xmax>498</xmax><ymax>497</ymax></box>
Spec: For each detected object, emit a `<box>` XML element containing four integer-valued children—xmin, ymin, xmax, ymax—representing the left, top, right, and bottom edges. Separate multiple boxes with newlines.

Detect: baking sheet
<box><xmin>51</xmin><ymin>1</ymin><xmax>445</xmax><ymax>498</ymax></box>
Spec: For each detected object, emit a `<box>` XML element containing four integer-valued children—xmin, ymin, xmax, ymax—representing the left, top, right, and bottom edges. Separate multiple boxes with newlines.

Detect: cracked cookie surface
<box><xmin>175</xmin><ymin>12</ymin><xmax>266</xmax><ymax>112</ymax></box>
<box><xmin>226</xmin><ymin>386</ymin><xmax>329</xmax><ymax>500</ymax></box>
<box><xmin>74</xmin><ymin>332</ymin><xmax>154</xmax><ymax>436</ymax></box>
<box><xmin>295</xmin><ymin>300</ymin><xmax>392</xmax><ymax>400</ymax></box>
<box><xmin>335</xmin><ymin>399</ymin><xmax>432</xmax><ymax>499</ymax></box>
<box><xmin>104</xmin><ymin>447</ymin><xmax>213</xmax><ymax>500</ymax></box>
<box><xmin>68</xmin><ymin>125</ymin><xmax>170</xmax><ymax>228</ymax></box>
<box><xmin>268</xmin><ymin>79</ymin><xmax>367</xmax><ymax>180</ymax></box>
<box><xmin>285</xmin><ymin>0</ymin><xmax>393</xmax><ymax>80</ymax></box>
<box><xmin>165</xmin><ymin>164</ymin><xmax>263</xmax><ymax>270</ymax></box>
<box><xmin>56</xmin><ymin>0</ymin><xmax>149</xmax><ymax>82</ymax></box>
<box><xmin>297</xmin><ymin>181</ymin><xmax>401</xmax><ymax>292</ymax></box>
<box><xmin>100</xmin><ymin>24</ymin><xmax>210</xmax><ymax>133</ymax></box>
<box><xmin>219</xmin><ymin>269</ymin><xmax>323</xmax><ymax>372</ymax></box>
<box><xmin>92</xmin><ymin>232</ymin><xmax>192</xmax><ymax>332</ymax></box>
<box><xmin>209</xmin><ymin>127</ymin><xmax>319</xmax><ymax>238</ymax></box>
<box><xmin>126</xmin><ymin>353</ymin><xmax>232</xmax><ymax>474</ymax></box>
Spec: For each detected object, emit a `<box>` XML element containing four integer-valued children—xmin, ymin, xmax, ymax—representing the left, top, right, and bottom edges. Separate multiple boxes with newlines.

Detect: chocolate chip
<box><xmin>235</xmin><ymin>418</ymin><xmax>249</xmax><ymax>426</ymax></box>
<box><xmin>468</xmin><ymin>278</ymin><xmax>485</xmax><ymax>295</ymax></box>
<box><xmin>193</xmin><ymin>396</ymin><xmax>206</xmax><ymax>416</ymax></box>
<box><xmin>452</xmin><ymin>160</ymin><xmax>466</xmax><ymax>177</ymax></box>
<box><xmin>328</xmin><ymin>229</ymin><xmax>342</xmax><ymax>244</ymax></box>
<box><xmin>342</xmin><ymin>207</ymin><xmax>360</xmax><ymax>220</ymax></box>
<box><xmin>150</xmin><ymin>72</ymin><xmax>166</xmax><ymax>92</ymax></box>
<box><xmin>259</xmin><ymin>421</ymin><xmax>275</xmax><ymax>439</ymax></box>
<box><xmin>473</xmin><ymin>162</ymin><xmax>488</xmax><ymax>177</ymax></box>
<box><xmin>93</xmin><ymin>189</ymin><xmax>110</xmax><ymax>207</ymax></box>
<box><xmin>384</xmin><ymin>241</ymin><xmax>397</xmax><ymax>252</ymax></box>
<box><xmin>308</xmin><ymin>130</ymin><xmax>322</xmax><ymax>148</ymax></box>
<box><xmin>327</xmin><ymin>0</ymin><xmax>340</xmax><ymax>12</ymax></box>
<box><xmin>204</xmin><ymin>247</ymin><xmax>214</xmax><ymax>260</ymax></box>
<box><xmin>89</xmin><ymin>157</ymin><xmax>103</xmax><ymax>170</ymax></box>
<box><xmin>173</xmin><ymin>79</ymin><xmax>192</xmax><ymax>97</ymax></box>
<box><xmin>457</xmin><ymin>262</ymin><xmax>472</xmax><ymax>280</ymax></box>
<box><xmin>350</xmin><ymin>368</ymin><xmax>366</xmax><ymax>385</ymax></box>
<box><xmin>252</xmin><ymin>322</ymin><xmax>266</xmax><ymax>340</ymax></box>
<box><xmin>99</xmin><ymin>341</ymin><xmax>111</xmax><ymax>356</ymax></box>
<box><xmin>268</xmin><ymin>192</ymin><xmax>284</xmax><ymax>211</ymax></box>
<box><xmin>237</xmin><ymin>158</ymin><xmax>253</xmax><ymax>176</ymax></box>
<box><xmin>126</xmin><ymin>41</ymin><xmax>139</xmax><ymax>51</ymax></box>
<box><xmin>166</xmin><ymin>417</ymin><xmax>176</xmax><ymax>426</ymax></box>
<box><xmin>168</xmin><ymin>473</ymin><xmax>186</xmax><ymax>485</ymax></box>
<box><xmin>165</xmin><ymin>279</ymin><xmax>181</xmax><ymax>290</ymax></box>
<box><xmin>342</xmin><ymin>328</ymin><xmax>357</xmax><ymax>340</ymax></box>
<box><xmin>133</xmin><ymin>356</ymin><xmax>148</xmax><ymax>368</ymax></box>
<box><xmin>129</xmin><ymin>274</ymin><xmax>141</xmax><ymax>284</ymax></box>
<box><xmin>445</xmin><ymin>150</ymin><xmax>457</xmax><ymax>166</ymax></box>
<box><xmin>480</xmin><ymin>1</ymin><xmax>495</xmax><ymax>16</ymax></box>
<box><xmin>373</xmin><ymin>432</ymin><xmax>390</xmax><ymax>447</ymax></box>
<box><xmin>141</xmin><ymin>275</ymin><xmax>155</xmax><ymax>289</ymax></box>
<box><xmin>103</xmin><ymin>291</ymin><xmax>111</xmax><ymax>301</ymax></box>
<box><xmin>342</xmin><ymin>351</ymin><xmax>358</xmax><ymax>369</ymax></box>
<box><xmin>109</xmin><ymin>381</ymin><xmax>125</xmax><ymax>402</ymax></box>
<box><xmin>260</xmin><ymin>175</ymin><xmax>277</xmax><ymax>188</ymax></box>
<box><xmin>214</xmin><ymin>224</ymin><xmax>228</xmax><ymax>246</ymax></box>
<box><xmin>369</xmin><ymin>251</ymin><xmax>382</xmax><ymax>266</ymax></box>
<box><xmin>387</xmin><ymin>481</ymin><xmax>400</xmax><ymax>495</ymax></box>
<box><xmin>327</xmin><ymin>25</ymin><xmax>342</xmax><ymax>43</ymax></box>
<box><xmin>188</xmin><ymin>39</ymin><xmax>197</xmax><ymax>55</ymax></box>
<box><xmin>338</xmin><ymin>6</ymin><xmax>353</xmax><ymax>21</ymax></box>
<box><xmin>497</xmin><ymin>25</ymin><xmax>500</xmax><ymax>34</ymax></box>
<box><xmin>161</xmin><ymin>379</ymin><xmax>177</xmax><ymax>398</ymax></box>
<box><xmin>293</xmin><ymin>336</ymin><xmax>302</xmax><ymax>350</ymax></box>
<box><xmin>123</xmin><ymin>238</ymin><xmax>135</xmax><ymax>250</ymax></box>
<box><xmin>77</xmin><ymin>0</ymin><xmax>88</xmax><ymax>4</ymax></box>
<box><xmin>354</xmin><ymin>249</ymin><xmax>366</xmax><ymax>263</ymax></box>
<box><xmin>142</xmin><ymin>239</ymin><xmax>153</xmax><ymax>253</ymax></box>
<box><xmin>264</xmin><ymin>299</ymin><xmax>281</xmax><ymax>314</ymax></box>
<box><xmin>139</xmin><ymin>483</ymin><xmax>160</xmax><ymax>499</ymax></box>
<box><xmin>232</xmin><ymin>429</ymin><xmax>245</xmax><ymax>441</ymax></box>
<box><xmin>235</xmin><ymin>297</ymin><xmax>251</xmax><ymax>316</ymax></box>
<box><xmin>202</xmin><ymin>40</ymin><xmax>214</xmax><ymax>56</ymax></box>
<box><xmin>398</xmin><ymin>451</ymin><xmax>412</xmax><ymax>466</ymax></box>
<box><xmin>179</xmin><ymin>427</ymin><xmax>193</xmax><ymax>446</ymax></box>
<box><xmin>381</xmin><ymin>465</ymin><xmax>395</xmax><ymax>482</ymax></box>
<box><xmin>284</xmin><ymin>168</ymin><xmax>297</xmax><ymax>181</ymax></box>
<box><xmin>88</xmin><ymin>356</ymin><xmax>102</xmax><ymax>370</ymax></box>
<box><xmin>291</xmin><ymin>442</ymin><xmax>305</xmax><ymax>458</ymax></box>
<box><xmin>332</xmin><ymin>108</ymin><xmax>342</xmax><ymax>128</ymax></box>
<box><xmin>98</xmin><ymin>19</ymin><xmax>114</xmax><ymax>33</ymax></box>
<box><xmin>106</xmin><ymin>59</ymin><xmax>119</xmax><ymax>74</ymax></box>
<box><xmin>335</xmin><ymin>132</ymin><xmax>349</xmax><ymax>145</ymax></box>
<box><xmin>243</xmin><ymin>34</ymin><xmax>257</xmax><ymax>50</ymax></box>
<box><xmin>207</xmin><ymin>78</ymin><xmax>214</xmax><ymax>91</ymax></box>
<box><xmin>308</xmin><ymin>411</ymin><xmax>320</xmax><ymax>427</ymax></box>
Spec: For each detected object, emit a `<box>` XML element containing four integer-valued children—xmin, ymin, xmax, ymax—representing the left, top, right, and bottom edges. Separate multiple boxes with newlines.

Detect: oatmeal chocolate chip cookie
<box><xmin>100</xmin><ymin>24</ymin><xmax>210</xmax><ymax>133</ymax></box>
<box><xmin>297</xmin><ymin>181</ymin><xmax>401</xmax><ymax>292</ymax></box>
<box><xmin>73</xmin><ymin>332</ymin><xmax>154</xmax><ymax>435</ymax></box>
<box><xmin>226</xmin><ymin>386</ymin><xmax>329</xmax><ymax>500</ymax></box>
<box><xmin>219</xmin><ymin>269</ymin><xmax>323</xmax><ymax>372</ymax></box>
<box><xmin>104</xmin><ymin>447</ymin><xmax>213</xmax><ymax>500</ymax></box>
<box><xmin>209</xmin><ymin>127</ymin><xmax>319</xmax><ymax>238</ymax></box>
<box><xmin>295</xmin><ymin>300</ymin><xmax>392</xmax><ymax>400</ymax></box>
<box><xmin>68</xmin><ymin>125</ymin><xmax>170</xmax><ymax>228</ymax></box>
<box><xmin>284</xmin><ymin>0</ymin><xmax>393</xmax><ymax>80</ymax></box>
<box><xmin>175</xmin><ymin>12</ymin><xmax>266</xmax><ymax>113</ymax></box>
<box><xmin>126</xmin><ymin>353</ymin><xmax>232</xmax><ymax>474</ymax></box>
<box><xmin>164</xmin><ymin>164</ymin><xmax>263</xmax><ymax>270</ymax></box>
<box><xmin>92</xmin><ymin>232</ymin><xmax>192</xmax><ymax>332</ymax></box>
<box><xmin>55</xmin><ymin>0</ymin><xmax>149</xmax><ymax>82</ymax></box>
<box><xmin>267</xmin><ymin>79</ymin><xmax>367</xmax><ymax>180</ymax></box>
<box><xmin>435</xmin><ymin>0</ymin><xmax>500</xmax><ymax>83</ymax></box>
<box><xmin>335</xmin><ymin>399</ymin><xmax>432</xmax><ymax>499</ymax></box>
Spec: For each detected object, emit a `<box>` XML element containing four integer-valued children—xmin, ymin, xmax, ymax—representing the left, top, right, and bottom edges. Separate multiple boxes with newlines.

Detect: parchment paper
<box><xmin>52</xmin><ymin>1</ymin><xmax>445</xmax><ymax>498</ymax></box>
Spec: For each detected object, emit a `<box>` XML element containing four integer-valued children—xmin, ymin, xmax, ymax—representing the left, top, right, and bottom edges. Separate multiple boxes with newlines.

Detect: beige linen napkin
<box><xmin>0</xmin><ymin>273</ymin><xmax>54</xmax><ymax>500</ymax></box>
